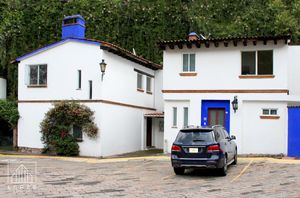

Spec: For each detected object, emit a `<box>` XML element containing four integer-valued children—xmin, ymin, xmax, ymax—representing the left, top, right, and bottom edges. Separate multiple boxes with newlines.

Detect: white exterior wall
<box><xmin>152</xmin><ymin>118</ymin><xmax>164</xmax><ymax>149</ymax></box>
<box><xmin>0</xmin><ymin>78</ymin><xmax>6</xmax><ymax>99</ymax></box>
<box><xmin>288</xmin><ymin>46</ymin><xmax>300</xmax><ymax>95</ymax></box>
<box><xmin>18</xmin><ymin>41</ymin><xmax>103</xmax><ymax>100</ymax></box>
<box><xmin>101</xmin><ymin>51</ymin><xmax>155</xmax><ymax>107</ymax></box>
<box><xmin>163</xmin><ymin>95</ymin><xmax>288</xmax><ymax>154</ymax></box>
<box><xmin>17</xmin><ymin>40</ymin><xmax>160</xmax><ymax>157</ymax></box>
<box><xmin>163</xmin><ymin>41</ymin><xmax>290</xmax><ymax>154</ymax></box>
<box><xmin>154</xmin><ymin>70</ymin><xmax>164</xmax><ymax>111</ymax></box>
<box><xmin>163</xmin><ymin>41</ymin><xmax>288</xmax><ymax>90</ymax></box>
<box><xmin>242</xmin><ymin>101</ymin><xmax>287</xmax><ymax>154</ymax></box>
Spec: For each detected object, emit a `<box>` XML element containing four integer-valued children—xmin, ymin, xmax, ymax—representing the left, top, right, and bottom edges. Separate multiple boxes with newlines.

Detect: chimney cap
<box><xmin>189</xmin><ymin>32</ymin><xmax>199</xmax><ymax>36</ymax></box>
<box><xmin>63</xmin><ymin>14</ymin><xmax>85</xmax><ymax>21</ymax></box>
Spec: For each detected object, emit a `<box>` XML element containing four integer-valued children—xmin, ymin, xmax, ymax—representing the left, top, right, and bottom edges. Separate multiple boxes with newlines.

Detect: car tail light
<box><xmin>207</xmin><ymin>145</ymin><xmax>222</xmax><ymax>152</ymax></box>
<box><xmin>171</xmin><ymin>145</ymin><xmax>181</xmax><ymax>152</ymax></box>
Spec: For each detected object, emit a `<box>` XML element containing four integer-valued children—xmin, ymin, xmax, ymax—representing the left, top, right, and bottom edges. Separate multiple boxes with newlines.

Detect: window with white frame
<box><xmin>146</xmin><ymin>76</ymin><xmax>152</xmax><ymax>93</ymax></box>
<box><xmin>262</xmin><ymin>108</ymin><xmax>278</xmax><ymax>115</ymax></box>
<box><xmin>28</xmin><ymin>64</ymin><xmax>47</xmax><ymax>86</ymax></box>
<box><xmin>172</xmin><ymin>107</ymin><xmax>177</xmax><ymax>127</ymax></box>
<box><xmin>183</xmin><ymin>54</ymin><xmax>195</xmax><ymax>72</ymax></box>
<box><xmin>137</xmin><ymin>73</ymin><xmax>143</xmax><ymax>90</ymax></box>
<box><xmin>183</xmin><ymin>107</ymin><xmax>189</xmax><ymax>127</ymax></box>
<box><xmin>241</xmin><ymin>50</ymin><xmax>273</xmax><ymax>75</ymax></box>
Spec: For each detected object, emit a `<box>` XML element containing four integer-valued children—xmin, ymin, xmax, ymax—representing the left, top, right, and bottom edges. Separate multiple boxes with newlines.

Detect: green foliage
<box><xmin>0</xmin><ymin>100</ymin><xmax>19</xmax><ymax>128</ymax></box>
<box><xmin>1</xmin><ymin>0</ymin><xmax>300</xmax><ymax>98</ymax></box>
<box><xmin>54</xmin><ymin>136</ymin><xmax>80</xmax><ymax>156</ymax></box>
<box><xmin>40</xmin><ymin>101</ymin><xmax>98</xmax><ymax>156</ymax></box>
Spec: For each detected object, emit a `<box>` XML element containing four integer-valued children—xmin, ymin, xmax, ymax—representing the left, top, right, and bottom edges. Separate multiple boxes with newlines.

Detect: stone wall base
<box><xmin>17</xmin><ymin>147</ymin><xmax>43</xmax><ymax>154</ymax></box>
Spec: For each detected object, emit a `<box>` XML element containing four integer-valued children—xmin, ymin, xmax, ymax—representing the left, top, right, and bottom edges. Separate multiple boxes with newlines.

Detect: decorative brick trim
<box><xmin>18</xmin><ymin>99</ymin><xmax>156</xmax><ymax>111</ymax></box>
<box><xmin>239</xmin><ymin>75</ymin><xmax>275</xmax><ymax>79</ymax></box>
<box><xmin>137</xmin><ymin>88</ymin><xmax>144</xmax><ymax>92</ymax></box>
<box><xmin>162</xmin><ymin>89</ymin><xmax>289</xmax><ymax>94</ymax></box>
<box><xmin>179</xmin><ymin>72</ymin><xmax>197</xmax><ymax>76</ymax></box>
<box><xmin>146</xmin><ymin>91</ymin><xmax>153</xmax><ymax>95</ymax></box>
<box><xmin>260</xmin><ymin>115</ymin><xmax>280</xmax><ymax>119</ymax></box>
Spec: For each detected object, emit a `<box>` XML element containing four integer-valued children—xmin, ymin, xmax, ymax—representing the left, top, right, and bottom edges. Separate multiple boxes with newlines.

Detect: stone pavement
<box><xmin>0</xmin><ymin>154</ymin><xmax>299</xmax><ymax>198</ymax></box>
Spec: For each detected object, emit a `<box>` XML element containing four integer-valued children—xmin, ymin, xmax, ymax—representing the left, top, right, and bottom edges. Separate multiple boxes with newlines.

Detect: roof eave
<box><xmin>100</xmin><ymin>43</ymin><xmax>162</xmax><ymax>70</ymax></box>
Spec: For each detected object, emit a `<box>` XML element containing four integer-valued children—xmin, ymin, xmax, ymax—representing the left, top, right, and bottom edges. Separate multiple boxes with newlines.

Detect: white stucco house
<box><xmin>0</xmin><ymin>77</ymin><xmax>6</xmax><ymax>99</ymax></box>
<box><xmin>15</xmin><ymin>15</ymin><xmax>163</xmax><ymax>157</ymax></box>
<box><xmin>15</xmin><ymin>14</ymin><xmax>300</xmax><ymax>157</ymax></box>
<box><xmin>158</xmin><ymin>33</ymin><xmax>300</xmax><ymax>156</ymax></box>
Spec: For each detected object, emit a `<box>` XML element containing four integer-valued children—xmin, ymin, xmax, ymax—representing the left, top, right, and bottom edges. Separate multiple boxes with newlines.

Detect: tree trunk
<box><xmin>13</xmin><ymin>127</ymin><xmax>17</xmax><ymax>148</ymax></box>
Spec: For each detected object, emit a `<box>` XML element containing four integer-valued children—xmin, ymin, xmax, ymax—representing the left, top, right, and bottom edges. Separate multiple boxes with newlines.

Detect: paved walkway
<box><xmin>0</xmin><ymin>154</ymin><xmax>299</xmax><ymax>197</ymax></box>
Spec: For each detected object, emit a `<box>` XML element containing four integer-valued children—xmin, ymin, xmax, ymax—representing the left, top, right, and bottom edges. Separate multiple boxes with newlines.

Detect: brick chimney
<box><xmin>187</xmin><ymin>32</ymin><xmax>200</xmax><ymax>41</ymax></box>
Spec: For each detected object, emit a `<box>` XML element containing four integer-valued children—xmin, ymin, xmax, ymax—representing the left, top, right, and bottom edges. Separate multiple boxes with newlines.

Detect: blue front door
<box><xmin>288</xmin><ymin>107</ymin><xmax>300</xmax><ymax>157</ymax></box>
<box><xmin>201</xmin><ymin>100</ymin><xmax>230</xmax><ymax>132</ymax></box>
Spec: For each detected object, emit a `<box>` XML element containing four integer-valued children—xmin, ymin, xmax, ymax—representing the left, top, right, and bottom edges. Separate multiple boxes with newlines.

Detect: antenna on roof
<box><xmin>132</xmin><ymin>48</ymin><xmax>136</xmax><ymax>55</ymax></box>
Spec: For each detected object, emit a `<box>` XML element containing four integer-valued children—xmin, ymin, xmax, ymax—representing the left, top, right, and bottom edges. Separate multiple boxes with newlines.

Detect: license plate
<box><xmin>189</xmin><ymin>148</ymin><xmax>198</xmax><ymax>153</ymax></box>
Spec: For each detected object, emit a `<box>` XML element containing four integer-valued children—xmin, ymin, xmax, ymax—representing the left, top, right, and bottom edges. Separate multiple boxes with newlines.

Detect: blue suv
<box><xmin>171</xmin><ymin>125</ymin><xmax>237</xmax><ymax>176</ymax></box>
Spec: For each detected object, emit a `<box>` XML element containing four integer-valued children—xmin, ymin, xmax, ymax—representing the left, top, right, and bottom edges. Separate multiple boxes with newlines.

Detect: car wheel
<box><xmin>232</xmin><ymin>149</ymin><xmax>238</xmax><ymax>165</ymax></box>
<box><xmin>219</xmin><ymin>156</ymin><xmax>227</xmax><ymax>176</ymax></box>
<box><xmin>173</xmin><ymin>167</ymin><xmax>185</xmax><ymax>175</ymax></box>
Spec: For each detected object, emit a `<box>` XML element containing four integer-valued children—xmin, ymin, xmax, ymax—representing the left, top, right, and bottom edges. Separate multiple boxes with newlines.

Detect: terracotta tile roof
<box><xmin>158</xmin><ymin>35</ymin><xmax>291</xmax><ymax>50</ymax></box>
<box><xmin>144</xmin><ymin>111</ymin><xmax>164</xmax><ymax>118</ymax></box>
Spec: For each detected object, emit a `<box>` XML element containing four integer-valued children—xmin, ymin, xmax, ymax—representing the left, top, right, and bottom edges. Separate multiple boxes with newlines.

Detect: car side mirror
<box><xmin>230</xmin><ymin>135</ymin><xmax>236</xmax><ymax>140</ymax></box>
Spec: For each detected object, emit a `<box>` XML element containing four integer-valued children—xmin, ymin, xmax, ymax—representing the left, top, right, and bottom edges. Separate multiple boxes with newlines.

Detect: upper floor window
<box><xmin>183</xmin><ymin>54</ymin><xmax>195</xmax><ymax>72</ymax></box>
<box><xmin>28</xmin><ymin>64</ymin><xmax>47</xmax><ymax>86</ymax></box>
<box><xmin>137</xmin><ymin>73</ymin><xmax>143</xmax><ymax>90</ymax></box>
<box><xmin>241</xmin><ymin>50</ymin><xmax>273</xmax><ymax>75</ymax></box>
<box><xmin>146</xmin><ymin>76</ymin><xmax>152</xmax><ymax>93</ymax></box>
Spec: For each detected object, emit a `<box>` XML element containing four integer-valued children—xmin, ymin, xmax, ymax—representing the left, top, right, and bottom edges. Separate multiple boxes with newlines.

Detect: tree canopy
<box><xmin>1</xmin><ymin>0</ymin><xmax>299</xmax><ymax>99</ymax></box>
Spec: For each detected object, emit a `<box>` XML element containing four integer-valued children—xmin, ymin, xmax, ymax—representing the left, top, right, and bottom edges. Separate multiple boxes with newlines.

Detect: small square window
<box><xmin>262</xmin><ymin>109</ymin><xmax>270</xmax><ymax>115</ymax></box>
<box><xmin>270</xmin><ymin>109</ymin><xmax>277</xmax><ymax>115</ymax></box>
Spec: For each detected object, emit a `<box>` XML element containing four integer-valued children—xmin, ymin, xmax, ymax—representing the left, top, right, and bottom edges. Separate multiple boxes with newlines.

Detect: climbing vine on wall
<box><xmin>40</xmin><ymin>101</ymin><xmax>98</xmax><ymax>156</ymax></box>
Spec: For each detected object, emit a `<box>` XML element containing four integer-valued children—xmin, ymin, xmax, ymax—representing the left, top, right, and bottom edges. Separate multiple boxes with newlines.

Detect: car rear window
<box><xmin>175</xmin><ymin>130</ymin><xmax>215</xmax><ymax>144</ymax></box>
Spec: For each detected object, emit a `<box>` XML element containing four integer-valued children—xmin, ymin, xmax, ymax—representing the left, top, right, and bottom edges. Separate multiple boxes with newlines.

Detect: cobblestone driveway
<box><xmin>0</xmin><ymin>155</ymin><xmax>299</xmax><ymax>198</ymax></box>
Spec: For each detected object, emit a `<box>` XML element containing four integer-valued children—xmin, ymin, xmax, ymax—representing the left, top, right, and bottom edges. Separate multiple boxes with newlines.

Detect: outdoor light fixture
<box><xmin>99</xmin><ymin>59</ymin><xmax>107</xmax><ymax>81</ymax></box>
<box><xmin>232</xmin><ymin>96</ymin><xmax>238</xmax><ymax>113</ymax></box>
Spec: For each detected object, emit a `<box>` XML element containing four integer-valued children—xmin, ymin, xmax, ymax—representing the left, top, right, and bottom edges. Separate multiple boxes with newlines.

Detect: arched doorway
<box><xmin>0</xmin><ymin>119</ymin><xmax>13</xmax><ymax>150</ymax></box>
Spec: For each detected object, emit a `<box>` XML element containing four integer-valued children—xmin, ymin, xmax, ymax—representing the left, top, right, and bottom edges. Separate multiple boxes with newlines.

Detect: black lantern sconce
<box><xmin>99</xmin><ymin>59</ymin><xmax>107</xmax><ymax>81</ymax></box>
<box><xmin>231</xmin><ymin>96</ymin><xmax>238</xmax><ymax>113</ymax></box>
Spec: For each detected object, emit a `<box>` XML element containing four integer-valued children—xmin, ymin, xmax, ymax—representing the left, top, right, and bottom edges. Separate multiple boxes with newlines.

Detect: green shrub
<box><xmin>54</xmin><ymin>135</ymin><xmax>79</xmax><ymax>156</ymax></box>
<box><xmin>0</xmin><ymin>100</ymin><xmax>19</xmax><ymax>128</ymax></box>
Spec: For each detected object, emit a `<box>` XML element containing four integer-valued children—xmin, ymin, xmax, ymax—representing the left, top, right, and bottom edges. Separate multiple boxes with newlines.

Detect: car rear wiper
<box><xmin>193</xmin><ymin>139</ymin><xmax>205</xmax><ymax>142</ymax></box>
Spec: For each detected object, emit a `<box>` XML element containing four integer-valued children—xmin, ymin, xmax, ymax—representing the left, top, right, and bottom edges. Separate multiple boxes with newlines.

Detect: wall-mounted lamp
<box><xmin>99</xmin><ymin>59</ymin><xmax>107</xmax><ymax>81</ymax></box>
<box><xmin>231</xmin><ymin>96</ymin><xmax>238</xmax><ymax>113</ymax></box>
